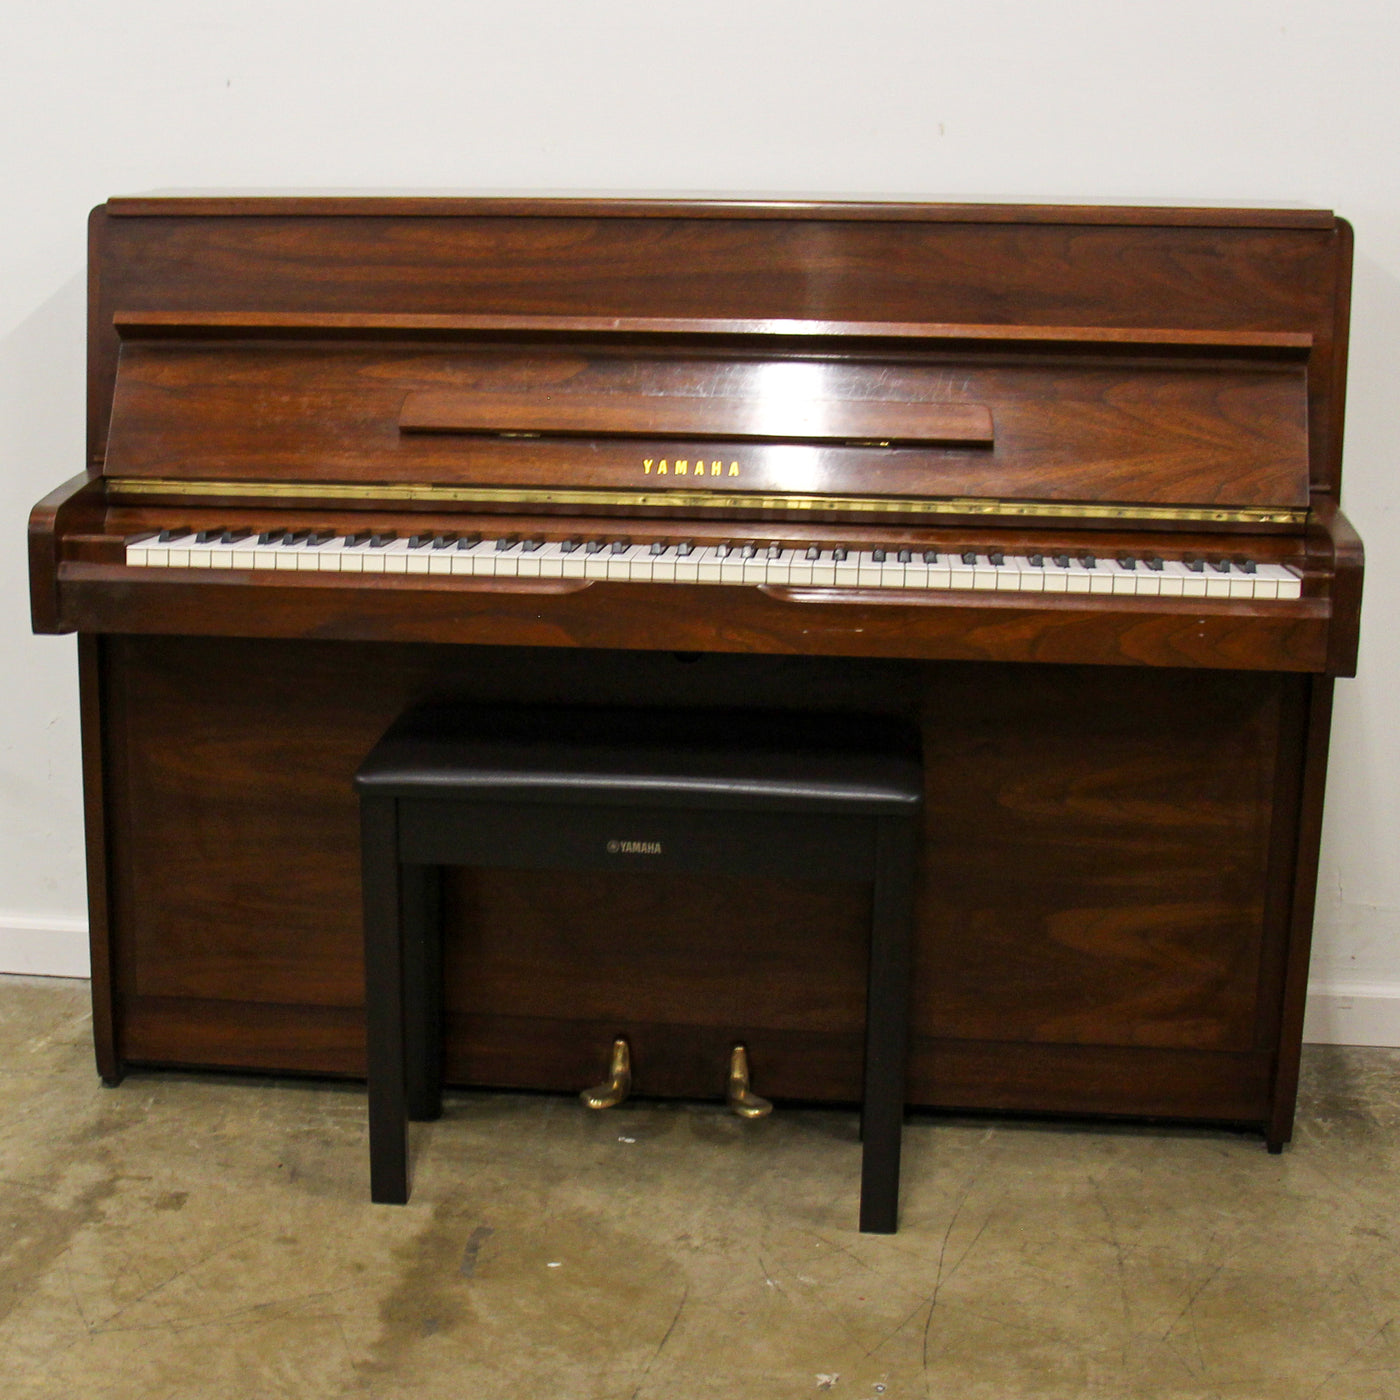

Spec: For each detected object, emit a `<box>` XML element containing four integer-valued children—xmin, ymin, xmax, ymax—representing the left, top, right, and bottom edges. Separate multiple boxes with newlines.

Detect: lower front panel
<box><xmin>99</xmin><ymin>634</ymin><xmax>1299</xmax><ymax>1128</ymax></box>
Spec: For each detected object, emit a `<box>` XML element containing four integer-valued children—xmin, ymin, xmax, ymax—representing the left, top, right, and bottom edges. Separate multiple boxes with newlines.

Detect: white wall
<box><xmin>2</xmin><ymin>1</ymin><xmax>1395</xmax><ymax>1040</ymax></box>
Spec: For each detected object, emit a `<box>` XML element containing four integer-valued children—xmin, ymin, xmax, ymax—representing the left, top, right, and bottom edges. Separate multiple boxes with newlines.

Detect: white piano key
<box><xmin>1009</xmin><ymin>557</ymin><xmax>1045</xmax><ymax>592</ymax></box>
<box><xmin>855</xmin><ymin>551</ymin><xmax>885</xmax><ymax>587</ymax></box>
<box><xmin>1257</xmin><ymin>563</ymin><xmax>1301</xmax><ymax>600</ymax></box>
<box><xmin>602</xmin><ymin>544</ymin><xmax>641</xmax><ymax>580</ymax></box>
<box><xmin>625</xmin><ymin>547</ymin><xmax>657</xmax><ymax>582</ymax></box>
<box><xmin>970</xmin><ymin>556</ymin><xmax>1000</xmax><ymax>591</ymax></box>
<box><xmin>1106</xmin><ymin>560</ymin><xmax>1139</xmax><ymax>596</ymax></box>
<box><xmin>1160</xmin><ymin>561</ymin><xmax>1207</xmax><ymax>597</ymax></box>
<box><xmin>763</xmin><ymin>548</ymin><xmax>792</xmax><ymax>586</ymax></box>
<box><xmin>1204</xmin><ymin>564</ymin><xmax>1232</xmax><ymax>598</ymax></box>
<box><xmin>948</xmin><ymin>556</ymin><xmax>976</xmax><ymax>591</ymax></box>
<box><xmin>692</xmin><ymin>546</ymin><xmax>724</xmax><ymax>583</ymax></box>
<box><xmin>1226</xmin><ymin>563</ymin><xmax>1256</xmax><ymax>599</ymax></box>
<box><xmin>833</xmin><ymin>552</ymin><xmax>861</xmax><ymax>587</ymax></box>
<box><xmin>672</xmin><ymin>548</ymin><xmax>703</xmax><ymax>583</ymax></box>
<box><xmin>878</xmin><ymin>555</ymin><xmax>906</xmax><ymax>588</ymax></box>
<box><xmin>402</xmin><ymin>540</ymin><xmax>434</xmax><ymax>574</ymax></box>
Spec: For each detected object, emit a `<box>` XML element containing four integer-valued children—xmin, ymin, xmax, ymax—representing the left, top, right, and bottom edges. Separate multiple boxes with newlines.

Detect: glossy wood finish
<box><xmin>103</xmin><ymin>339</ymin><xmax>1309</xmax><ymax>509</ymax></box>
<box><xmin>86</xmin><ymin>636</ymin><xmax>1299</xmax><ymax>1130</ymax></box>
<box><xmin>29</xmin><ymin>197</ymin><xmax>1364</xmax><ymax>1151</ymax></box>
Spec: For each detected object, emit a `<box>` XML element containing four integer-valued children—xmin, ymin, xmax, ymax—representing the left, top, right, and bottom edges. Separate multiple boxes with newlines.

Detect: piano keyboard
<box><xmin>124</xmin><ymin>530</ymin><xmax>1303</xmax><ymax>600</ymax></box>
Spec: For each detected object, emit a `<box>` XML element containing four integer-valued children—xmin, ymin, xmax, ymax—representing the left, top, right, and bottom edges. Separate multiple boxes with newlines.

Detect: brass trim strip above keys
<box><xmin>105</xmin><ymin>478</ymin><xmax>1309</xmax><ymax>526</ymax></box>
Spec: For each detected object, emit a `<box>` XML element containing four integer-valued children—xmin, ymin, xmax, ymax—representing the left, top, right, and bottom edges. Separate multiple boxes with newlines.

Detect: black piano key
<box><xmin>407</xmin><ymin>534</ymin><xmax>433</xmax><ymax>549</ymax></box>
<box><xmin>1029</xmin><ymin>554</ymin><xmax>1045</xmax><ymax>568</ymax></box>
<box><xmin>1054</xmin><ymin>554</ymin><xmax>1070</xmax><ymax>569</ymax></box>
<box><xmin>559</xmin><ymin>538</ymin><xmax>581</xmax><ymax>554</ymax></box>
<box><xmin>430</xmin><ymin>533</ymin><xmax>458</xmax><ymax>549</ymax></box>
<box><xmin>922</xmin><ymin>550</ymin><xmax>939</xmax><ymax>564</ymax></box>
<box><xmin>343</xmin><ymin>532</ymin><xmax>370</xmax><ymax>548</ymax></box>
<box><xmin>158</xmin><ymin>528</ymin><xmax>193</xmax><ymax>543</ymax></box>
<box><xmin>369</xmin><ymin>533</ymin><xmax>396</xmax><ymax>548</ymax></box>
<box><xmin>806</xmin><ymin>545</ymin><xmax>822</xmax><ymax>560</ymax></box>
<box><xmin>257</xmin><ymin>530</ymin><xmax>286</xmax><ymax>546</ymax></box>
<box><xmin>218</xmin><ymin>529</ymin><xmax>251</xmax><ymax>545</ymax></box>
<box><xmin>495</xmin><ymin>535</ymin><xmax>521</xmax><ymax>552</ymax></box>
<box><xmin>960</xmin><ymin>550</ymin><xmax>977</xmax><ymax>566</ymax></box>
<box><xmin>195</xmin><ymin>529</ymin><xmax>224</xmax><ymax>544</ymax></box>
<box><xmin>1117</xmin><ymin>554</ymin><xmax>1136</xmax><ymax>570</ymax></box>
<box><xmin>988</xmin><ymin>551</ymin><xmax>1005</xmax><ymax>567</ymax></box>
<box><xmin>649</xmin><ymin>541</ymin><xmax>668</xmax><ymax>555</ymax></box>
<box><xmin>1144</xmin><ymin>554</ymin><xmax>1164</xmax><ymax>571</ymax></box>
<box><xmin>675</xmin><ymin>542</ymin><xmax>695</xmax><ymax>557</ymax></box>
<box><xmin>871</xmin><ymin>548</ymin><xmax>887</xmax><ymax>563</ymax></box>
<box><xmin>831</xmin><ymin>547</ymin><xmax>849</xmax><ymax>562</ymax></box>
<box><xmin>305</xmin><ymin>531</ymin><xmax>335</xmax><ymax>547</ymax></box>
<box><xmin>897</xmin><ymin>548</ymin><xmax>912</xmax><ymax>564</ymax></box>
<box><xmin>740</xmin><ymin>543</ymin><xmax>758</xmax><ymax>559</ymax></box>
<box><xmin>610</xmin><ymin>539</ymin><xmax>632</xmax><ymax>554</ymax></box>
<box><xmin>765</xmin><ymin>544</ymin><xmax>783</xmax><ymax>559</ymax></box>
<box><xmin>1184</xmin><ymin>554</ymin><xmax>1205</xmax><ymax>572</ymax></box>
<box><xmin>585</xmin><ymin>539</ymin><xmax>607</xmax><ymax>554</ymax></box>
<box><xmin>1080</xmin><ymin>553</ymin><xmax>1097</xmax><ymax>569</ymax></box>
<box><xmin>1237</xmin><ymin>557</ymin><xmax>1257</xmax><ymax>574</ymax></box>
<box><xmin>454</xmin><ymin>533</ymin><xmax>483</xmax><ymax>550</ymax></box>
<box><xmin>1210</xmin><ymin>559</ymin><xmax>1231</xmax><ymax>574</ymax></box>
<box><xmin>522</xmin><ymin>539</ymin><xmax>544</xmax><ymax>553</ymax></box>
<box><xmin>284</xmin><ymin>530</ymin><xmax>311</xmax><ymax>545</ymax></box>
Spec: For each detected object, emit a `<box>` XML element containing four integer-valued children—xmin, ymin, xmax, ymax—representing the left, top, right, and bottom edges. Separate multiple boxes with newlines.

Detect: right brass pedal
<box><xmin>726</xmin><ymin>1043</ymin><xmax>772</xmax><ymax>1119</ymax></box>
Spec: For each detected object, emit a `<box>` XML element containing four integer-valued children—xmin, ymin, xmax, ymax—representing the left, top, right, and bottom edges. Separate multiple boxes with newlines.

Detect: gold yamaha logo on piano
<box><xmin>643</xmin><ymin>459</ymin><xmax>741</xmax><ymax>477</ymax></box>
<box><xmin>607</xmin><ymin>839</ymin><xmax>664</xmax><ymax>855</ymax></box>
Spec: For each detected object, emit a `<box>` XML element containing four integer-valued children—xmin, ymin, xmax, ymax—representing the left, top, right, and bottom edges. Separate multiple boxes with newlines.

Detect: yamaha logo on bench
<box><xmin>607</xmin><ymin>839</ymin><xmax>663</xmax><ymax>855</ymax></box>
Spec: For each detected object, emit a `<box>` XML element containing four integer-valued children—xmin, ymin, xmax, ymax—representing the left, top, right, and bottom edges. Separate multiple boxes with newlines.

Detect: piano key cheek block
<box><xmin>29</xmin><ymin>196</ymin><xmax>1362</xmax><ymax>1186</ymax></box>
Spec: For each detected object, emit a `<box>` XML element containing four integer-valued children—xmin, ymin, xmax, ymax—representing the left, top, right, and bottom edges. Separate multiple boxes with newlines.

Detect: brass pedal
<box><xmin>726</xmin><ymin>1043</ymin><xmax>772</xmax><ymax>1119</ymax></box>
<box><xmin>580</xmin><ymin>1037</ymin><xmax>632</xmax><ymax>1110</ymax></box>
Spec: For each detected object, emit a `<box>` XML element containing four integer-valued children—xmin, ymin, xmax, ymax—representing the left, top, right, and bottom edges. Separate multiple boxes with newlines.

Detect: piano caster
<box><xmin>726</xmin><ymin>1043</ymin><xmax>772</xmax><ymax>1120</ymax></box>
<box><xmin>580</xmin><ymin>1037</ymin><xmax>632</xmax><ymax>1110</ymax></box>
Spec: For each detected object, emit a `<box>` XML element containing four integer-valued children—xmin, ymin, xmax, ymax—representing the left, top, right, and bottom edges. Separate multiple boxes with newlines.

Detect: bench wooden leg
<box><xmin>402</xmin><ymin>863</ymin><xmax>444</xmax><ymax>1122</ymax></box>
<box><xmin>859</xmin><ymin>816</ymin><xmax>917</xmax><ymax>1234</ymax></box>
<box><xmin>362</xmin><ymin>796</ymin><xmax>410</xmax><ymax>1203</ymax></box>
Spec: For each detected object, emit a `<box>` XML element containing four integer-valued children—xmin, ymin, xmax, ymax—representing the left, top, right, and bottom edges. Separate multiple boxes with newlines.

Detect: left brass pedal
<box><xmin>580</xmin><ymin>1037</ymin><xmax>632</xmax><ymax>1110</ymax></box>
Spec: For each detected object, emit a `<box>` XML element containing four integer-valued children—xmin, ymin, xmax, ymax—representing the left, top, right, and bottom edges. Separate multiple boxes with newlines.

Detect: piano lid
<box><xmin>101</xmin><ymin>311</ymin><xmax>1311</xmax><ymax>525</ymax></box>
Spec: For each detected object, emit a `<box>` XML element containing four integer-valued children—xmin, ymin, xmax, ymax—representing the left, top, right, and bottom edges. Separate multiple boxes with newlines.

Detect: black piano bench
<box><xmin>353</xmin><ymin>704</ymin><xmax>923</xmax><ymax>1234</ymax></box>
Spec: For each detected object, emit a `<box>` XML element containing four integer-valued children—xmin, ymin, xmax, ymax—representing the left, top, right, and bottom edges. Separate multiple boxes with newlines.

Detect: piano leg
<box><xmin>859</xmin><ymin>815</ymin><xmax>918</xmax><ymax>1234</ymax></box>
<box><xmin>361</xmin><ymin>795</ymin><xmax>410</xmax><ymax>1204</ymax></box>
<box><xmin>1266</xmin><ymin>676</ymin><xmax>1336</xmax><ymax>1155</ymax></box>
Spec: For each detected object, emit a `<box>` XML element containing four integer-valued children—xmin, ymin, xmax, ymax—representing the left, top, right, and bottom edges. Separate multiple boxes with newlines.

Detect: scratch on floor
<box><xmin>628</xmin><ymin>1283</ymin><xmax>689</xmax><ymax>1400</ymax></box>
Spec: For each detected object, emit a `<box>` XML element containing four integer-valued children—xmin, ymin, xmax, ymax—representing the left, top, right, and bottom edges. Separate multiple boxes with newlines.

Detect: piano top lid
<box><xmin>101</xmin><ymin>191</ymin><xmax>1341</xmax><ymax>229</ymax></box>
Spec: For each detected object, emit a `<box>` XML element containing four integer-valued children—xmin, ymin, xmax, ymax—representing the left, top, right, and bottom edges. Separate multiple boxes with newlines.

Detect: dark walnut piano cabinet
<box><xmin>29</xmin><ymin>196</ymin><xmax>1363</xmax><ymax>1150</ymax></box>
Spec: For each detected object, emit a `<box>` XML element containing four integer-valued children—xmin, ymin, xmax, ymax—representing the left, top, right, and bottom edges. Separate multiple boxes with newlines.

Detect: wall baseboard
<box><xmin>1302</xmin><ymin>983</ymin><xmax>1400</xmax><ymax>1049</ymax></box>
<box><xmin>0</xmin><ymin>915</ymin><xmax>90</xmax><ymax>978</ymax></box>
<box><xmin>0</xmin><ymin>916</ymin><xmax>1397</xmax><ymax>1046</ymax></box>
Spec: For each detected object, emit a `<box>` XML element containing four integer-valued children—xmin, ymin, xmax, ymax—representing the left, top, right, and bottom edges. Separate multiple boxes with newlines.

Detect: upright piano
<box><xmin>29</xmin><ymin>195</ymin><xmax>1362</xmax><ymax>1150</ymax></box>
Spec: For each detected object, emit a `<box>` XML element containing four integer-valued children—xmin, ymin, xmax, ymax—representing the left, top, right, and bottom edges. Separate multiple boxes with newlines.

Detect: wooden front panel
<box><xmin>103</xmin><ymin>339</ymin><xmax>1310</xmax><ymax>510</ymax></box>
<box><xmin>103</xmin><ymin>635</ymin><xmax>1295</xmax><ymax>1126</ymax></box>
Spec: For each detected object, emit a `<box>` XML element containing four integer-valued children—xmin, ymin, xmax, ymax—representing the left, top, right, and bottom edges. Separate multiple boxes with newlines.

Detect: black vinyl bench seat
<box><xmin>354</xmin><ymin>704</ymin><xmax>923</xmax><ymax>1233</ymax></box>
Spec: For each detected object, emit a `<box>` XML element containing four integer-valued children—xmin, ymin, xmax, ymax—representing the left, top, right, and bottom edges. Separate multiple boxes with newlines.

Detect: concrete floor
<box><xmin>1</xmin><ymin>977</ymin><xmax>1398</xmax><ymax>1399</ymax></box>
